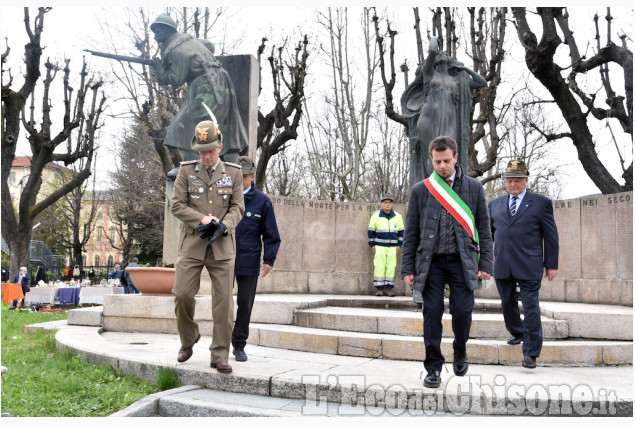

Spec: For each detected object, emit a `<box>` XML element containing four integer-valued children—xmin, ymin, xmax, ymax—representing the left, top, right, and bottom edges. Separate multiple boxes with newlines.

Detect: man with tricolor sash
<box><xmin>402</xmin><ymin>136</ymin><xmax>493</xmax><ymax>388</ymax></box>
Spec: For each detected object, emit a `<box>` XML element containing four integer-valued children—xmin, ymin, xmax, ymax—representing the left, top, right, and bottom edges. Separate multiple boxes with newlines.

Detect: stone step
<box><xmin>97</xmin><ymin>294</ymin><xmax>633</xmax><ymax>341</ymax></box>
<box><xmin>45</xmin><ymin>323</ymin><xmax>632</xmax><ymax>417</ymax></box>
<box><xmin>249</xmin><ymin>323</ymin><xmax>632</xmax><ymax>366</ymax></box>
<box><xmin>294</xmin><ymin>306</ymin><xmax>569</xmax><ymax>340</ymax></box>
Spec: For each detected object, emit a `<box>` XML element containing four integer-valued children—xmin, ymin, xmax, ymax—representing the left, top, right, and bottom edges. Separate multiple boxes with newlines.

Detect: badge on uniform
<box><xmin>216</xmin><ymin>176</ymin><xmax>233</xmax><ymax>188</ymax></box>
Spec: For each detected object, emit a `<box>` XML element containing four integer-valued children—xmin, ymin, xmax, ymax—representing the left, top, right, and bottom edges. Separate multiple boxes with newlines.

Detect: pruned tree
<box><xmin>256</xmin><ymin>34</ymin><xmax>309</xmax><ymax>191</ymax></box>
<box><xmin>511</xmin><ymin>7</ymin><xmax>632</xmax><ymax>193</ymax></box>
<box><xmin>1</xmin><ymin>7</ymin><xmax>106</xmax><ymax>277</ymax></box>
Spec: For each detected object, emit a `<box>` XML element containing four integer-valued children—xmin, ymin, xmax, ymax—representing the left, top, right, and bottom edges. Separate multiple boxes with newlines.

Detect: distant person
<box><xmin>88</xmin><ymin>268</ymin><xmax>95</xmax><ymax>284</ymax></box>
<box><xmin>123</xmin><ymin>257</ymin><xmax>141</xmax><ymax>294</ymax></box>
<box><xmin>1</xmin><ymin>268</ymin><xmax>9</xmax><ymax>282</ymax></box>
<box><xmin>488</xmin><ymin>160</ymin><xmax>559</xmax><ymax>369</ymax></box>
<box><xmin>67</xmin><ymin>264</ymin><xmax>74</xmax><ymax>280</ymax></box>
<box><xmin>35</xmin><ymin>266</ymin><xmax>47</xmax><ymax>286</ymax></box>
<box><xmin>368</xmin><ymin>195</ymin><xmax>404</xmax><ymax>297</ymax></box>
<box><xmin>401</xmin><ymin>136</ymin><xmax>493</xmax><ymax>388</ymax></box>
<box><xmin>231</xmin><ymin>157</ymin><xmax>281</xmax><ymax>362</ymax></box>
<box><xmin>73</xmin><ymin>265</ymin><xmax>80</xmax><ymax>279</ymax></box>
<box><xmin>108</xmin><ymin>264</ymin><xmax>122</xmax><ymax>282</ymax></box>
<box><xmin>11</xmin><ymin>266</ymin><xmax>30</xmax><ymax>309</ymax></box>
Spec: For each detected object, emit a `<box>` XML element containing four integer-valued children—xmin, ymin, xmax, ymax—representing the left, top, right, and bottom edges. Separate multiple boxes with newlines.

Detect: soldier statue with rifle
<box><xmin>86</xmin><ymin>13</ymin><xmax>248</xmax><ymax>164</ymax></box>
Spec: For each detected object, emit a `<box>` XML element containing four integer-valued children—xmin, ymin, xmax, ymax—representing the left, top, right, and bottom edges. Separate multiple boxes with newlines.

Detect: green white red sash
<box><xmin>424</xmin><ymin>171</ymin><xmax>480</xmax><ymax>252</ymax></box>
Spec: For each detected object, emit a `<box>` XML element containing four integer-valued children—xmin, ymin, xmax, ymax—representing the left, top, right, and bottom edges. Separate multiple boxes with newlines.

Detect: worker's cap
<box><xmin>380</xmin><ymin>195</ymin><xmax>394</xmax><ymax>203</ymax></box>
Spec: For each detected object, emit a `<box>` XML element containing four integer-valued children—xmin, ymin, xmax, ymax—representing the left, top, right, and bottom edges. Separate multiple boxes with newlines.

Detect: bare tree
<box><xmin>256</xmin><ymin>35</ymin><xmax>310</xmax><ymax>191</ymax></box>
<box><xmin>262</xmin><ymin>146</ymin><xmax>306</xmax><ymax>198</ymax></box>
<box><xmin>35</xmin><ymin>163</ymin><xmax>101</xmax><ymax>268</ymax></box>
<box><xmin>485</xmin><ymin>91</ymin><xmax>564</xmax><ymax>200</ymax></box>
<box><xmin>1</xmin><ymin>7</ymin><xmax>106</xmax><ymax>277</ymax></box>
<box><xmin>511</xmin><ymin>7</ymin><xmax>632</xmax><ymax>193</ymax></box>
<box><xmin>365</xmin><ymin>103</ymin><xmax>410</xmax><ymax>203</ymax></box>
<box><xmin>304</xmin><ymin>7</ymin><xmax>378</xmax><ymax>202</ymax></box>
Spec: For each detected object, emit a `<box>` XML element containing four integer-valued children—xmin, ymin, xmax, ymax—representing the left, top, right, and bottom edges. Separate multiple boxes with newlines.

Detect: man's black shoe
<box><xmin>423</xmin><ymin>370</ymin><xmax>441</xmax><ymax>388</ymax></box>
<box><xmin>233</xmin><ymin>348</ymin><xmax>248</xmax><ymax>362</ymax></box>
<box><xmin>453</xmin><ymin>353</ymin><xmax>469</xmax><ymax>376</ymax></box>
<box><xmin>507</xmin><ymin>335</ymin><xmax>524</xmax><ymax>345</ymax></box>
<box><xmin>522</xmin><ymin>355</ymin><xmax>537</xmax><ymax>369</ymax></box>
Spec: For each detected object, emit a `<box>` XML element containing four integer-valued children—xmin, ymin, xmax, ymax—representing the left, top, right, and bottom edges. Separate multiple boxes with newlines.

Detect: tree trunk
<box><xmin>511</xmin><ymin>7</ymin><xmax>628</xmax><ymax>194</ymax></box>
<box><xmin>8</xmin><ymin>229</ymin><xmax>32</xmax><ymax>279</ymax></box>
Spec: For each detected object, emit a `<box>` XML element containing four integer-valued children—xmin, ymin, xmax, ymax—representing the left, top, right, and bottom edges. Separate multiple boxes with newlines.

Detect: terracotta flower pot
<box><xmin>125</xmin><ymin>267</ymin><xmax>175</xmax><ymax>295</ymax></box>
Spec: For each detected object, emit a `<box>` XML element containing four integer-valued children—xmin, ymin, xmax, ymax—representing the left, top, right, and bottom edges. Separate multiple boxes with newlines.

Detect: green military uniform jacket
<box><xmin>171</xmin><ymin>159</ymin><xmax>245</xmax><ymax>261</ymax></box>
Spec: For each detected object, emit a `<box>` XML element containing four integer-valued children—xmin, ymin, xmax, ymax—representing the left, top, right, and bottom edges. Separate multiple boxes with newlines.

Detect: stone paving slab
<box><xmin>38</xmin><ymin>322</ymin><xmax>631</xmax><ymax>416</ymax></box>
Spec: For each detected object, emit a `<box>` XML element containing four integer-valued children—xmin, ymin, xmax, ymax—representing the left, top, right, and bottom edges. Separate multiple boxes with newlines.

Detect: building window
<box><xmin>95</xmin><ymin>255</ymin><xmax>100</xmax><ymax>267</ymax></box>
<box><xmin>107</xmin><ymin>256</ymin><xmax>114</xmax><ymax>267</ymax></box>
<box><xmin>96</xmin><ymin>228</ymin><xmax>103</xmax><ymax>242</ymax></box>
<box><xmin>82</xmin><ymin>255</ymin><xmax>86</xmax><ymax>266</ymax></box>
<box><xmin>109</xmin><ymin>227</ymin><xmax>115</xmax><ymax>242</ymax></box>
<box><xmin>97</xmin><ymin>212</ymin><xmax>103</xmax><ymax>221</ymax></box>
<box><xmin>9</xmin><ymin>172</ymin><xmax>16</xmax><ymax>183</ymax></box>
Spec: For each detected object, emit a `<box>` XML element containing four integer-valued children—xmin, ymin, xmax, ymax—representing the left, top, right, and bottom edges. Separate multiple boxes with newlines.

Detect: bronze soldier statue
<box><xmin>151</xmin><ymin>13</ymin><xmax>248</xmax><ymax>163</ymax></box>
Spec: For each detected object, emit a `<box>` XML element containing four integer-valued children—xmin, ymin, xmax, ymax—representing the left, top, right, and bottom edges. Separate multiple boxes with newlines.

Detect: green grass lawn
<box><xmin>1</xmin><ymin>303</ymin><xmax>158</xmax><ymax>417</ymax></box>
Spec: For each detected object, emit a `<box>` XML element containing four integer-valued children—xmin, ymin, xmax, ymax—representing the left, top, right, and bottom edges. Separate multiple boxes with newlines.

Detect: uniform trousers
<box><xmin>422</xmin><ymin>253</ymin><xmax>474</xmax><ymax>372</ymax></box>
<box><xmin>172</xmin><ymin>246</ymin><xmax>234</xmax><ymax>363</ymax></box>
<box><xmin>231</xmin><ymin>274</ymin><xmax>259</xmax><ymax>350</ymax></box>
<box><xmin>496</xmin><ymin>276</ymin><xmax>543</xmax><ymax>357</ymax></box>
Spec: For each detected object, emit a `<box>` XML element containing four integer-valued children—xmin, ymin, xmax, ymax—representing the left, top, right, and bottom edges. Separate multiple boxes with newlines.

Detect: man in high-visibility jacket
<box><xmin>368</xmin><ymin>196</ymin><xmax>405</xmax><ymax>296</ymax></box>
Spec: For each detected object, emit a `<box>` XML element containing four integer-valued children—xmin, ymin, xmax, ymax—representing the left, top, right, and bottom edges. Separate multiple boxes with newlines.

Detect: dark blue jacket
<box><xmin>235</xmin><ymin>183</ymin><xmax>281</xmax><ymax>276</ymax></box>
<box><xmin>13</xmin><ymin>273</ymin><xmax>30</xmax><ymax>293</ymax></box>
<box><xmin>489</xmin><ymin>190</ymin><xmax>559</xmax><ymax>281</ymax></box>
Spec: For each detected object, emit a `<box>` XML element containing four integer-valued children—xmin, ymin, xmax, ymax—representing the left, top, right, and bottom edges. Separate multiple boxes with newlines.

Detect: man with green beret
<box><xmin>170</xmin><ymin>120</ymin><xmax>244</xmax><ymax>373</ymax></box>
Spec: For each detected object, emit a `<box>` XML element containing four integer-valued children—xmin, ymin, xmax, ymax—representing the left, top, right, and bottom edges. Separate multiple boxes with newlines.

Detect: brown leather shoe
<box><xmin>177</xmin><ymin>334</ymin><xmax>200</xmax><ymax>363</ymax></box>
<box><xmin>210</xmin><ymin>361</ymin><xmax>233</xmax><ymax>373</ymax></box>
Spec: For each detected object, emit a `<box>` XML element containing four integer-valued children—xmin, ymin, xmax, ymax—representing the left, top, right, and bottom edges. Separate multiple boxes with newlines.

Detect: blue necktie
<box><xmin>510</xmin><ymin>196</ymin><xmax>518</xmax><ymax>216</ymax></box>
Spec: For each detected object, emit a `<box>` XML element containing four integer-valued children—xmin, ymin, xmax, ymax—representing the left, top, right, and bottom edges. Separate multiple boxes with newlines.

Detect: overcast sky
<box><xmin>2</xmin><ymin>2</ymin><xmax>633</xmax><ymax>199</ymax></box>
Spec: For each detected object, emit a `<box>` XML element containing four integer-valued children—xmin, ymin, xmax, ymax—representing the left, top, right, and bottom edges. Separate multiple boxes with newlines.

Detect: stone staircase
<box><xmin>79</xmin><ymin>293</ymin><xmax>633</xmax><ymax>367</ymax></box>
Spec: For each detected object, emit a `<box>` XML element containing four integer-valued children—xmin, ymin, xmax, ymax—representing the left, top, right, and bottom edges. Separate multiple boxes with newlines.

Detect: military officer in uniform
<box><xmin>171</xmin><ymin>120</ymin><xmax>245</xmax><ymax>374</ymax></box>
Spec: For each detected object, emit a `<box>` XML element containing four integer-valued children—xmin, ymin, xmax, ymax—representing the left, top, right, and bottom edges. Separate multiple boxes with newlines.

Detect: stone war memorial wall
<box><xmin>163</xmin><ymin>190</ymin><xmax>632</xmax><ymax>306</ymax></box>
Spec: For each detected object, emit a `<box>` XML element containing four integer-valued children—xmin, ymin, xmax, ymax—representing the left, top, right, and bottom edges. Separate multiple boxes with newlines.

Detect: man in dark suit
<box><xmin>402</xmin><ymin>136</ymin><xmax>493</xmax><ymax>388</ymax></box>
<box><xmin>488</xmin><ymin>160</ymin><xmax>559</xmax><ymax>369</ymax></box>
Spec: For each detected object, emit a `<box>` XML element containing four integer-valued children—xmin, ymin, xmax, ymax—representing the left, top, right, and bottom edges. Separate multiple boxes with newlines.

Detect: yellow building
<box><xmin>82</xmin><ymin>192</ymin><xmax>125</xmax><ymax>268</ymax></box>
<box><xmin>8</xmin><ymin>156</ymin><xmax>124</xmax><ymax>270</ymax></box>
<box><xmin>8</xmin><ymin>156</ymin><xmax>68</xmax><ymax>204</ymax></box>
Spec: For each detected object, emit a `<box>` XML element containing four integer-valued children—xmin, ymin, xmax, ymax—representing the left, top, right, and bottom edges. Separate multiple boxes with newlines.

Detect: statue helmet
<box><xmin>150</xmin><ymin>13</ymin><xmax>177</xmax><ymax>33</ymax></box>
<box><xmin>191</xmin><ymin>120</ymin><xmax>223</xmax><ymax>152</ymax></box>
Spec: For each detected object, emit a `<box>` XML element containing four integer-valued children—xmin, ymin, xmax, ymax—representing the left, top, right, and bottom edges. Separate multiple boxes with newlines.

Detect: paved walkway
<box><xmin>28</xmin><ymin>320</ymin><xmax>633</xmax><ymax>416</ymax></box>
